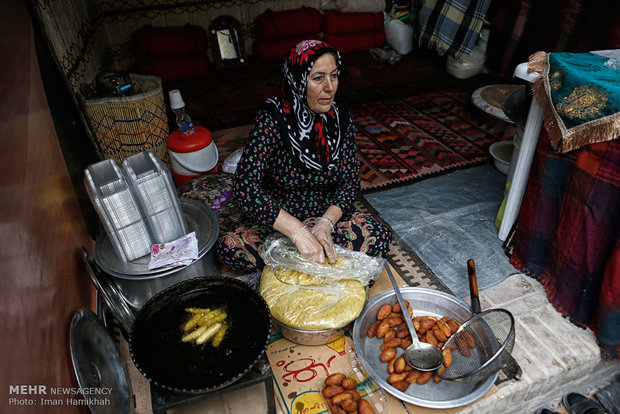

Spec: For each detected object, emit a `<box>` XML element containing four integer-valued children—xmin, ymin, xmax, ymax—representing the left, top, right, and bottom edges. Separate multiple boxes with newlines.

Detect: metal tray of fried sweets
<box><xmin>352</xmin><ymin>288</ymin><xmax>497</xmax><ymax>409</ymax></box>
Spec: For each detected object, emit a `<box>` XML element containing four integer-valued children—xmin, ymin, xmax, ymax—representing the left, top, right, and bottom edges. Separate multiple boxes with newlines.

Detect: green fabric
<box><xmin>548</xmin><ymin>52</ymin><xmax>620</xmax><ymax>130</ymax></box>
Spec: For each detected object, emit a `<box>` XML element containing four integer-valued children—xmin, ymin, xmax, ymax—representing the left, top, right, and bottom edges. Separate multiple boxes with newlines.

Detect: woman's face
<box><xmin>306</xmin><ymin>53</ymin><xmax>339</xmax><ymax>113</ymax></box>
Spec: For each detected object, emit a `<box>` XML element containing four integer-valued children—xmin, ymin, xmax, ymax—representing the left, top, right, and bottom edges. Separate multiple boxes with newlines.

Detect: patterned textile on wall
<box><xmin>527</xmin><ymin>51</ymin><xmax>620</xmax><ymax>153</ymax></box>
<box><xmin>31</xmin><ymin>0</ymin><xmax>104</xmax><ymax>92</ymax></box>
<box><xmin>485</xmin><ymin>0</ymin><xmax>620</xmax><ymax>77</ymax></box>
<box><xmin>415</xmin><ymin>0</ymin><xmax>492</xmax><ymax>59</ymax></box>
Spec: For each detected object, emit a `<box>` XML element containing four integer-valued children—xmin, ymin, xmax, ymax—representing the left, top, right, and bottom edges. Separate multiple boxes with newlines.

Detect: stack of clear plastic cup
<box><xmin>122</xmin><ymin>152</ymin><xmax>188</xmax><ymax>245</ymax></box>
<box><xmin>84</xmin><ymin>159</ymin><xmax>152</xmax><ymax>262</ymax></box>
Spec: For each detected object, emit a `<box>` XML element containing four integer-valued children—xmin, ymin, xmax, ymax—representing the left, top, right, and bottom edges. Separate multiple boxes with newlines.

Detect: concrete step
<box><xmin>456</xmin><ymin>273</ymin><xmax>619</xmax><ymax>414</ymax></box>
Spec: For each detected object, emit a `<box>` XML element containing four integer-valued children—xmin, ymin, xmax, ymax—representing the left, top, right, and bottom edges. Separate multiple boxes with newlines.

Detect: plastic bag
<box><xmin>260</xmin><ymin>233</ymin><xmax>384</xmax><ymax>287</ymax></box>
<box><xmin>258</xmin><ymin>233</ymin><xmax>384</xmax><ymax>330</ymax></box>
<box><xmin>260</xmin><ymin>266</ymin><xmax>367</xmax><ymax>329</ymax></box>
<box><xmin>446</xmin><ymin>29</ymin><xmax>488</xmax><ymax>79</ymax></box>
<box><xmin>384</xmin><ymin>16</ymin><xmax>414</xmax><ymax>55</ymax></box>
<box><xmin>221</xmin><ymin>146</ymin><xmax>244</xmax><ymax>174</ymax></box>
<box><xmin>370</xmin><ymin>48</ymin><xmax>401</xmax><ymax>65</ymax></box>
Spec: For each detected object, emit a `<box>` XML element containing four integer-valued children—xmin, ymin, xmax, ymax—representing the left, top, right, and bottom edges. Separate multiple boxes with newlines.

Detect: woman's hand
<box><xmin>292</xmin><ymin>225</ymin><xmax>326</xmax><ymax>264</ymax></box>
<box><xmin>311</xmin><ymin>218</ymin><xmax>337</xmax><ymax>263</ymax></box>
<box><xmin>272</xmin><ymin>209</ymin><xmax>340</xmax><ymax>264</ymax></box>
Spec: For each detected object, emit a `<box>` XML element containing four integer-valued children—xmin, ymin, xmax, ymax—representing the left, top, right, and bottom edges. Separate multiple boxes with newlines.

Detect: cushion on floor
<box><xmin>133</xmin><ymin>25</ymin><xmax>208</xmax><ymax>59</ymax></box>
<box><xmin>254</xmin><ymin>7</ymin><xmax>322</xmax><ymax>40</ymax></box>
<box><xmin>254</xmin><ymin>7</ymin><xmax>323</xmax><ymax>61</ymax></box>
<box><xmin>133</xmin><ymin>25</ymin><xmax>210</xmax><ymax>80</ymax></box>
<box><xmin>322</xmin><ymin>10</ymin><xmax>384</xmax><ymax>34</ymax></box>
<box><xmin>254</xmin><ymin>34</ymin><xmax>322</xmax><ymax>61</ymax></box>
<box><xmin>323</xmin><ymin>31</ymin><xmax>386</xmax><ymax>54</ymax></box>
<box><xmin>322</xmin><ymin>10</ymin><xmax>386</xmax><ymax>53</ymax></box>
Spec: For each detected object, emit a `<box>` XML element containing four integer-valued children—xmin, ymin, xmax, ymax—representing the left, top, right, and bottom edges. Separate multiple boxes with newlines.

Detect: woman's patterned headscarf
<box><xmin>266</xmin><ymin>40</ymin><xmax>344</xmax><ymax>171</ymax></box>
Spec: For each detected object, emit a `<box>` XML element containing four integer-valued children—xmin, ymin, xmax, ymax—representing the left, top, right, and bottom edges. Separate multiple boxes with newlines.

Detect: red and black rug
<box><xmin>350</xmin><ymin>88</ymin><xmax>517</xmax><ymax>192</ymax></box>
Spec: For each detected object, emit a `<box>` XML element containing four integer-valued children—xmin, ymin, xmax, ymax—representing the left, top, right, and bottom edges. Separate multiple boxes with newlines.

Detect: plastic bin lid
<box><xmin>167</xmin><ymin>126</ymin><xmax>212</xmax><ymax>153</ymax></box>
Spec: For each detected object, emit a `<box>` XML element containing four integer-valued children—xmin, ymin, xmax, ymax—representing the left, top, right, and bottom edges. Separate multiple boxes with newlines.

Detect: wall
<box><xmin>0</xmin><ymin>1</ymin><xmax>95</xmax><ymax>413</ymax></box>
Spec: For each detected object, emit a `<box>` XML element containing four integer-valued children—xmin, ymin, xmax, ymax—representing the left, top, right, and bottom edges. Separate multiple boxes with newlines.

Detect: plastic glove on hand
<box><xmin>310</xmin><ymin>219</ymin><xmax>337</xmax><ymax>263</ymax></box>
<box><xmin>293</xmin><ymin>226</ymin><xmax>326</xmax><ymax>264</ymax></box>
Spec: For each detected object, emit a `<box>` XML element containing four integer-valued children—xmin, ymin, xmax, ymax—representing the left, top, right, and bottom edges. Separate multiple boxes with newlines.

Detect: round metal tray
<box><xmin>70</xmin><ymin>309</ymin><xmax>134</xmax><ymax>413</ymax></box>
<box><xmin>352</xmin><ymin>287</ymin><xmax>497</xmax><ymax>409</ymax></box>
<box><xmin>94</xmin><ymin>198</ymin><xmax>218</xmax><ymax>277</ymax></box>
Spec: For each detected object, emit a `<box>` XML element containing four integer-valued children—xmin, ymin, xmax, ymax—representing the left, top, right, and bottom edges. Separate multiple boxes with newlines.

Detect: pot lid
<box><xmin>94</xmin><ymin>198</ymin><xmax>218</xmax><ymax>277</ymax></box>
<box><xmin>82</xmin><ymin>247</ymin><xmax>134</xmax><ymax>335</ymax></box>
<box><xmin>70</xmin><ymin>308</ymin><xmax>134</xmax><ymax>414</ymax></box>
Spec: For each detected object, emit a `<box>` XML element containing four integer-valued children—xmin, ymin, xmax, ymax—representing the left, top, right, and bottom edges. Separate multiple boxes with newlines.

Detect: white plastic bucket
<box><xmin>169</xmin><ymin>142</ymin><xmax>218</xmax><ymax>186</ymax></box>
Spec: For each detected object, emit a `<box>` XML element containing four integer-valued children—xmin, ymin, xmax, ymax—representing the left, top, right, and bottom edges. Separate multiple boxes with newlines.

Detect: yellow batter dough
<box><xmin>260</xmin><ymin>265</ymin><xmax>366</xmax><ymax>330</ymax></box>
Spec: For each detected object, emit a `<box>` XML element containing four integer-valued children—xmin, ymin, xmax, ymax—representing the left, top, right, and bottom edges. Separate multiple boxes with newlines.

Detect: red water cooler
<box><xmin>167</xmin><ymin>126</ymin><xmax>218</xmax><ymax>186</ymax></box>
<box><xmin>167</xmin><ymin>89</ymin><xmax>218</xmax><ymax>186</ymax></box>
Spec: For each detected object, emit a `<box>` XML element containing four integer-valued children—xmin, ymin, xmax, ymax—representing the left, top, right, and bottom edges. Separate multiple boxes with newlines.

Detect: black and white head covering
<box><xmin>265</xmin><ymin>40</ymin><xmax>345</xmax><ymax>171</ymax></box>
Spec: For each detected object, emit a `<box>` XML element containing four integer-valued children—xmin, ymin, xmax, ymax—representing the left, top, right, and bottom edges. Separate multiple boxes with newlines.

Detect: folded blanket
<box><xmin>528</xmin><ymin>51</ymin><xmax>620</xmax><ymax>153</ymax></box>
<box><xmin>416</xmin><ymin>0</ymin><xmax>491</xmax><ymax>59</ymax></box>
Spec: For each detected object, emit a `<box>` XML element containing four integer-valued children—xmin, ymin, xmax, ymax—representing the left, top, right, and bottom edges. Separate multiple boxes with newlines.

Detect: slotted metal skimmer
<box><xmin>438</xmin><ymin>308</ymin><xmax>515</xmax><ymax>382</ymax></box>
<box><xmin>437</xmin><ymin>260</ymin><xmax>516</xmax><ymax>383</ymax></box>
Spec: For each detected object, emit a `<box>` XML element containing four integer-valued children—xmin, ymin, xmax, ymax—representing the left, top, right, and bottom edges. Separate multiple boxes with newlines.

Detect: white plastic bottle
<box><xmin>168</xmin><ymin>89</ymin><xmax>195</xmax><ymax>135</ymax></box>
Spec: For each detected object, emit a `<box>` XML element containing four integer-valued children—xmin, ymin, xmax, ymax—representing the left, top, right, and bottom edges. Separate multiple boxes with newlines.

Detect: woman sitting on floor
<box><xmin>216</xmin><ymin>40</ymin><xmax>392</xmax><ymax>271</ymax></box>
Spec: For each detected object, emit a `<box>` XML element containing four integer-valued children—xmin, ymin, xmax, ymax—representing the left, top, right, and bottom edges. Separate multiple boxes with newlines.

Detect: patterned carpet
<box><xmin>350</xmin><ymin>89</ymin><xmax>517</xmax><ymax>192</ymax></box>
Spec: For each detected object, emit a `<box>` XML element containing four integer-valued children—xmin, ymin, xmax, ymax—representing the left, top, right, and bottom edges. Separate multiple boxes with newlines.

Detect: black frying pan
<box><xmin>129</xmin><ymin>276</ymin><xmax>271</xmax><ymax>394</ymax></box>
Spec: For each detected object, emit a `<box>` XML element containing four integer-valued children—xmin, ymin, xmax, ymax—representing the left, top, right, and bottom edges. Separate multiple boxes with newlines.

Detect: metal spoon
<box><xmin>384</xmin><ymin>262</ymin><xmax>444</xmax><ymax>371</ymax></box>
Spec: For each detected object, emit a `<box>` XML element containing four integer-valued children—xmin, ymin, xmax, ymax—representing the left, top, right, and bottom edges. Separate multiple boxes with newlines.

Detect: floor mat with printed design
<box><xmin>350</xmin><ymin>89</ymin><xmax>517</xmax><ymax>192</ymax></box>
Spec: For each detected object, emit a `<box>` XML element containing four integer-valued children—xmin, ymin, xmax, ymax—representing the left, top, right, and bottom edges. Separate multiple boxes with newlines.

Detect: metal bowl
<box><xmin>129</xmin><ymin>276</ymin><xmax>271</xmax><ymax>394</ymax></box>
<box><xmin>352</xmin><ymin>287</ymin><xmax>497</xmax><ymax>409</ymax></box>
<box><xmin>272</xmin><ymin>317</ymin><xmax>349</xmax><ymax>346</ymax></box>
<box><xmin>271</xmin><ymin>286</ymin><xmax>370</xmax><ymax>346</ymax></box>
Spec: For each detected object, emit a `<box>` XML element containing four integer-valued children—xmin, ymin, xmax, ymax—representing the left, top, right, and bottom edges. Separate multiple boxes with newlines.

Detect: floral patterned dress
<box><xmin>216</xmin><ymin>109</ymin><xmax>392</xmax><ymax>271</ymax></box>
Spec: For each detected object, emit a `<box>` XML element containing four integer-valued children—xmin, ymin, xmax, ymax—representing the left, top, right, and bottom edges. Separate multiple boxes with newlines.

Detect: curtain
<box><xmin>415</xmin><ymin>0</ymin><xmax>492</xmax><ymax>59</ymax></box>
<box><xmin>486</xmin><ymin>0</ymin><xmax>620</xmax><ymax>77</ymax></box>
<box><xmin>510</xmin><ymin>130</ymin><xmax>620</xmax><ymax>360</ymax></box>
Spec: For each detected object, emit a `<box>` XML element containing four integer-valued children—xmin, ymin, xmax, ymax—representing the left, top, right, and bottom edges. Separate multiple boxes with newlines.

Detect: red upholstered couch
<box><xmin>322</xmin><ymin>10</ymin><xmax>385</xmax><ymax>54</ymax></box>
<box><xmin>254</xmin><ymin>7</ymin><xmax>385</xmax><ymax>61</ymax></box>
<box><xmin>254</xmin><ymin>7</ymin><xmax>323</xmax><ymax>61</ymax></box>
<box><xmin>133</xmin><ymin>25</ymin><xmax>210</xmax><ymax>81</ymax></box>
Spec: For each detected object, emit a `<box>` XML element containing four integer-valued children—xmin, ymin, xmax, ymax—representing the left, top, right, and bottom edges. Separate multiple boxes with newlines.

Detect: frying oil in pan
<box><xmin>131</xmin><ymin>281</ymin><xmax>271</xmax><ymax>392</ymax></box>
